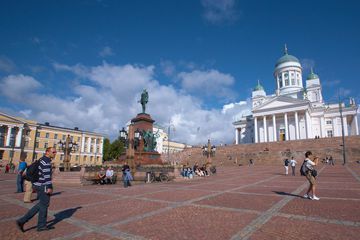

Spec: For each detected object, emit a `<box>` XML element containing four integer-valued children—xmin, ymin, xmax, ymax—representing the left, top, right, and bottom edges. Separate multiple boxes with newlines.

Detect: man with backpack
<box><xmin>16</xmin><ymin>147</ymin><xmax>56</xmax><ymax>232</ymax></box>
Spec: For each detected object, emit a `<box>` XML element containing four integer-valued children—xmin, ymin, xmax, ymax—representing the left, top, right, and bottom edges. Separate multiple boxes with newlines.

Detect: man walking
<box><xmin>16</xmin><ymin>147</ymin><xmax>56</xmax><ymax>232</ymax></box>
<box><xmin>290</xmin><ymin>157</ymin><xmax>297</xmax><ymax>176</ymax></box>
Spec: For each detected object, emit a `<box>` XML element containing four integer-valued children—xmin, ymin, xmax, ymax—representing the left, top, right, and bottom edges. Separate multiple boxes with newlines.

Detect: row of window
<box><xmin>37</xmin><ymin>132</ymin><xmax>101</xmax><ymax>144</ymax></box>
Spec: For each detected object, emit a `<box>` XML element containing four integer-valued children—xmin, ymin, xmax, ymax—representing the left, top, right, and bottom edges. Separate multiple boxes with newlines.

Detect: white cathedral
<box><xmin>233</xmin><ymin>46</ymin><xmax>359</xmax><ymax>144</ymax></box>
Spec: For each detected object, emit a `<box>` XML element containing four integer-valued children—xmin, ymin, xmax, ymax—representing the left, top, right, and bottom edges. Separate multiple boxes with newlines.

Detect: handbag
<box><xmin>311</xmin><ymin>169</ymin><xmax>318</xmax><ymax>177</ymax></box>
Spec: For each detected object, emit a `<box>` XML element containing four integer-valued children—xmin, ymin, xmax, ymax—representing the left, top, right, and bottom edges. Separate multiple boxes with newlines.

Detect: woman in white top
<box><xmin>303</xmin><ymin>151</ymin><xmax>320</xmax><ymax>200</ymax></box>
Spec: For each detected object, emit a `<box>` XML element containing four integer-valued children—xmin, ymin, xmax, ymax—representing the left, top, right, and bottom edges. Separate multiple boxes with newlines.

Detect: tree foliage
<box><xmin>102</xmin><ymin>137</ymin><xmax>125</xmax><ymax>161</ymax></box>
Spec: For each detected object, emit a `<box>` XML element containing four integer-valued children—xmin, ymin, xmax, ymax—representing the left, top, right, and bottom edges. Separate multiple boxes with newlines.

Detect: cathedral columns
<box><xmin>272</xmin><ymin>114</ymin><xmax>277</xmax><ymax>142</ymax></box>
<box><xmin>6</xmin><ymin>126</ymin><xmax>12</xmax><ymax>146</ymax></box>
<box><xmin>254</xmin><ymin>117</ymin><xmax>258</xmax><ymax>143</ymax></box>
<box><xmin>263</xmin><ymin>116</ymin><xmax>267</xmax><ymax>142</ymax></box>
<box><xmin>355</xmin><ymin>115</ymin><xmax>359</xmax><ymax>135</ymax></box>
<box><xmin>294</xmin><ymin>111</ymin><xmax>299</xmax><ymax>140</ymax></box>
<box><xmin>305</xmin><ymin>111</ymin><xmax>312</xmax><ymax>139</ymax></box>
<box><xmin>343</xmin><ymin>116</ymin><xmax>348</xmax><ymax>136</ymax></box>
<box><xmin>235</xmin><ymin>128</ymin><xmax>239</xmax><ymax>144</ymax></box>
<box><xmin>320</xmin><ymin>117</ymin><xmax>326</xmax><ymax>138</ymax></box>
<box><xmin>15</xmin><ymin>127</ymin><xmax>23</xmax><ymax>147</ymax></box>
<box><xmin>284</xmin><ymin>113</ymin><xmax>289</xmax><ymax>140</ymax></box>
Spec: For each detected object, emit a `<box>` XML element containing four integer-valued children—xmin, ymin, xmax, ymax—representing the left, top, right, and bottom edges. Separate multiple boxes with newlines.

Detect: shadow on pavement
<box><xmin>47</xmin><ymin>206</ymin><xmax>82</xmax><ymax>227</ymax></box>
<box><xmin>273</xmin><ymin>191</ymin><xmax>302</xmax><ymax>198</ymax></box>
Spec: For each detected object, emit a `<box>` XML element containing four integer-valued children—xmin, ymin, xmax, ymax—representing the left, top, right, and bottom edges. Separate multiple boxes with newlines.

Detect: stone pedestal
<box><xmin>131</xmin><ymin>113</ymin><xmax>163</xmax><ymax>166</ymax></box>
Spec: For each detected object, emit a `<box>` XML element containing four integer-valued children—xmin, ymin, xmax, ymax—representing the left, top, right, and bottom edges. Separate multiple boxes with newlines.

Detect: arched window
<box><xmin>285</xmin><ymin>79</ymin><xmax>289</xmax><ymax>86</ymax></box>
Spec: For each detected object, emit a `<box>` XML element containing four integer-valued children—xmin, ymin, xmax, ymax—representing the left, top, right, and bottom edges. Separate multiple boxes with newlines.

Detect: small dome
<box><xmin>307</xmin><ymin>68</ymin><xmax>319</xmax><ymax>80</ymax></box>
<box><xmin>275</xmin><ymin>45</ymin><xmax>300</xmax><ymax>67</ymax></box>
<box><xmin>254</xmin><ymin>80</ymin><xmax>264</xmax><ymax>91</ymax></box>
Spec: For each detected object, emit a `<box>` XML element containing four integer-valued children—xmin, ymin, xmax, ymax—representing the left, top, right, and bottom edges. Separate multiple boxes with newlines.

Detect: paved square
<box><xmin>0</xmin><ymin>164</ymin><xmax>359</xmax><ymax>239</ymax></box>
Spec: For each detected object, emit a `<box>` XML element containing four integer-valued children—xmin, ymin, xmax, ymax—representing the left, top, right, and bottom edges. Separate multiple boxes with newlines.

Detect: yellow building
<box><xmin>0</xmin><ymin>111</ymin><xmax>104</xmax><ymax>168</ymax></box>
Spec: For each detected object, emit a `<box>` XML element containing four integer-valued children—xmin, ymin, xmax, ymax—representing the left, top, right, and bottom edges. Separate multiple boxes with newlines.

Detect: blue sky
<box><xmin>0</xmin><ymin>0</ymin><xmax>359</xmax><ymax>145</ymax></box>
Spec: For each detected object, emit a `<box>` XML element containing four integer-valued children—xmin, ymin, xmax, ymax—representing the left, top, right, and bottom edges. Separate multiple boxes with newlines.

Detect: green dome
<box><xmin>275</xmin><ymin>54</ymin><xmax>300</xmax><ymax>67</ymax></box>
<box><xmin>307</xmin><ymin>68</ymin><xmax>319</xmax><ymax>80</ymax></box>
<box><xmin>254</xmin><ymin>80</ymin><xmax>264</xmax><ymax>91</ymax></box>
<box><xmin>275</xmin><ymin>45</ymin><xmax>300</xmax><ymax>67</ymax></box>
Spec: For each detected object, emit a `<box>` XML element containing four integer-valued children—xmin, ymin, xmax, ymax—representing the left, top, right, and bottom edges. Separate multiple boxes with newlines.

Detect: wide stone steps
<box><xmin>52</xmin><ymin>171</ymin><xmax>83</xmax><ymax>186</ymax></box>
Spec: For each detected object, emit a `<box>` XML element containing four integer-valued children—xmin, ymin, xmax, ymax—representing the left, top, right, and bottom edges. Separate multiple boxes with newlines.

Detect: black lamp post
<box><xmin>338</xmin><ymin>97</ymin><xmax>357</xmax><ymax>165</ymax></box>
<box><xmin>58</xmin><ymin>134</ymin><xmax>78</xmax><ymax>171</ymax></box>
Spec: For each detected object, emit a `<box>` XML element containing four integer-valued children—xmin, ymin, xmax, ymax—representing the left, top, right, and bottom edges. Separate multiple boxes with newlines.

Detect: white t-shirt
<box><xmin>305</xmin><ymin>158</ymin><xmax>315</xmax><ymax>170</ymax></box>
<box><xmin>106</xmin><ymin>169</ymin><xmax>114</xmax><ymax>177</ymax></box>
<box><xmin>290</xmin><ymin>159</ymin><xmax>297</xmax><ymax>167</ymax></box>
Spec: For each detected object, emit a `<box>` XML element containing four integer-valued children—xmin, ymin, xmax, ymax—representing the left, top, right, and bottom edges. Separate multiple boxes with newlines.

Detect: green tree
<box><xmin>109</xmin><ymin>139</ymin><xmax>125</xmax><ymax>160</ymax></box>
<box><xmin>102</xmin><ymin>138</ymin><xmax>111</xmax><ymax>161</ymax></box>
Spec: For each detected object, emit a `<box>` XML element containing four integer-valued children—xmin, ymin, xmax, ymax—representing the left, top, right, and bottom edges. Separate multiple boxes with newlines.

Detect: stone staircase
<box><xmin>52</xmin><ymin>171</ymin><xmax>83</xmax><ymax>186</ymax></box>
<box><xmin>174</xmin><ymin>136</ymin><xmax>360</xmax><ymax>167</ymax></box>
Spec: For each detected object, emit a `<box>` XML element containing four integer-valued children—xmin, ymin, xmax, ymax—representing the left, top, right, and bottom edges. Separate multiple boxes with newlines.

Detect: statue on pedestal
<box><xmin>139</xmin><ymin>89</ymin><xmax>149</xmax><ymax>113</ymax></box>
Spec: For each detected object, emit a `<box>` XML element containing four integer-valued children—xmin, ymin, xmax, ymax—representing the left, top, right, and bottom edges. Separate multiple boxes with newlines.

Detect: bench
<box><xmin>83</xmin><ymin>173</ymin><xmax>118</xmax><ymax>185</ymax></box>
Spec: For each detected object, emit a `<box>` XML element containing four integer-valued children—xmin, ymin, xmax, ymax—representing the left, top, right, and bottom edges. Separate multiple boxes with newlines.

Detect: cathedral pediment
<box><xmin>253</xmin><ymin>96</ymin><xmax>309</xmax><ymax>112</ymax></box>
<box><xmin>0</xmin><ymin>112</ymin><xmax>27</xmax><ymax>125</ymax></box>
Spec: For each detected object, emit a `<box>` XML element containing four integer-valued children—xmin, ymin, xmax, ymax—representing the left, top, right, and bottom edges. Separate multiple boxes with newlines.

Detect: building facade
<box><xmin>153</xmin><ymin>124</ymin><xmax>191</xmax><ymax>154</ymax></box>
<box><xmin>233</xmin><ymin>46</ymin><xmax>359</xmax><ymax>144</ymax></box>
<box><xmin>0</xmin><ymin>111</ymin><xmax>104</xmax><ymax>168</ymax></box>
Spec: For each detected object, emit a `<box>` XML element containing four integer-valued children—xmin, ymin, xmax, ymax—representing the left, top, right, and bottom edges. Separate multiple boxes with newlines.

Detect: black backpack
<box><xmin>24</xmin><ymin>159</ymin><xmax>41</xmax><ymax>183</ymax></box>
<box><xmin>300</xmin><ymin>160</ymin><xmax>308</xmax><ymax>176</ymax></box>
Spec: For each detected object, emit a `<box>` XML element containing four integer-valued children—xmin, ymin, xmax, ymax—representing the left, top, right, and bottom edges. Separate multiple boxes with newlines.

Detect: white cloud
<box><xmin>178</xmin><ymin>69</ymin><xmax>236</xmax><ymax>100</ymax></box>
<box><xmin>0</xmin><ymin>74</ymin><xmax>42</xmax><ymax>101</ymax></box>
<box><xmin>99</xmin><ymin>46</ymin><xmax>114</xmax><ymax>57</ymax></box>
<box><xmin>201</xmin><ymin>0</ymin><xmax>239</xmax><ymax>25</ymax></box>
<box><xmin>2</xmin><ymin>63</ymin><xmax>249</xmax><ymax>145</ymax></box>
<box><xmin>0</xmin><ymin>56</ymin><xmax>16</xmax><ymax>73</ymax></box>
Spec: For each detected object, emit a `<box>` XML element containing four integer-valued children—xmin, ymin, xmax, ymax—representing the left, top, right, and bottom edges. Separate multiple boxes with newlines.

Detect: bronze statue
<box><xmin>139</xmin><ymin>89</ymin><xmax>149</xmax><ymax>113</ymax></box>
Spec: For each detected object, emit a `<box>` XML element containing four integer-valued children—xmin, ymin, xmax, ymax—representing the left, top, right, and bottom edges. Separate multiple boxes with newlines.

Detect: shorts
<box><xmin>305</xmin><ymin>171</ymin><xmax>315</xmax><ymax>185</ymax></box>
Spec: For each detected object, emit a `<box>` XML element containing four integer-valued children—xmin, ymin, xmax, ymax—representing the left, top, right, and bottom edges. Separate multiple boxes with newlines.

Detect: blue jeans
<box><xmin>123</xmin><ymin>174</ymin><xmax>131</xmax><ymax>187</ymax></box>
<box><xmin>18</xmin><ymin>185</ymin><xmax>50</xmax><ymax>229</ymax></box>
<box><xmin>17</xmin><ymin>174</ymin><xmax>24</xmax><ymax>192</ymax></box>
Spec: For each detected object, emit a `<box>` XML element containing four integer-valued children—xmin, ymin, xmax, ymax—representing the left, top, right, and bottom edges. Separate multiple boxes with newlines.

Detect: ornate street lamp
<box><xmin>58</xmin><ymin>134</ymin><xmax>78</xmax><ymax>171</ymax></box>
<box><xmin>119</xmin><ymin>127</ymin><xmax>129</xmax><ymax>147</ymax></box>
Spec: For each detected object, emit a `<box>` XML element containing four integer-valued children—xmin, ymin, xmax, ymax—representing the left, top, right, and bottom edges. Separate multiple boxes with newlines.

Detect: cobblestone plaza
<box><xmin>1</xmin><ymin>164</ymin><xmax>359</xmax><ymax>240</ymax></box>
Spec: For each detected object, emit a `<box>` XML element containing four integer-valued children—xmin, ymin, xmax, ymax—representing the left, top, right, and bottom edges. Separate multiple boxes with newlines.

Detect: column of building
<box><xmin>294</xmin><ymin>112</ymin><xmax>299</xmax><ymax>139</ymax></box>
<box><xmin>5</xmin><ymin>126</ymin><xmax>12</xmax><ymax>146</ymax></box>
<box><xmin>272</xmin><ymin>115</ymin><xmax>277</xmax><ymax>141</ymax></box>
<box><xmin>263</xmin><ymin>116</ymin><xmax>267</xmax><ymax>142</ymax></box>
<box><xmin>320</xmin><ymin>117</ymin><xmax>326</xmax><ymax>138</ymax></box>
<box><xmin>305</xmin><ymin>111</ymin><xmax>312</xmax><ymax>139</ymax></box>
<box><xmin>15</xmin><ymin>127</ymin><xmax>23</xmax><ymax>147</ymax></box>
<box><xmin>343</xmin><ymin>115</ymin><xmax>348</xmax><ymax>136</ymax></box>
<box><xmin>235</xmin><ymin>128</ymin><xmax>239</xmax><ymax>144</ymax></box>
<box><xmin>254</xmin><ymin>117</ymin><xmax>258</xmax><ymax>143</ymax></box>
<box><xmin>284</xmin><ymin>113</ymin><xmax>289</xmax><ymax>140</ymax></box>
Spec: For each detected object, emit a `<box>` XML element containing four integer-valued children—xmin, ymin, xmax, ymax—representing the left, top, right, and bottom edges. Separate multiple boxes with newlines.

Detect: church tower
<box><xmin>305</xmin><ymin>68</ymin><xmax>323</xmax><ymax>106</ymax></box>
<box><xmin>252</xmin><ymin>80</ymin><xmax>266</xmax><ymax>108</ymax></box>
<box><xmin>273</xmin><ymin>45</ymin><xmax>304</xmax><ymax>98</ymax></box>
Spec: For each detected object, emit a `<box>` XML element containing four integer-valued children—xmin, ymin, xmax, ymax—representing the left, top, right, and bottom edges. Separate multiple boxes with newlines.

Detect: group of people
<box><xmin>181</xmin><ymin>162</ymin><xmax>209</xmax><ymax>178</ymax></box>
<box><xmin>323</xmin><ymin>155</ymin><xmax>335</xmax><ymax>165</ymax></box>
<box><xmin>283</xmin><ymin>157</ymin><xmax>297</xmax><ymax>176</ymax></box>
<box><xmin>96</xmin><ymin>166</ymin><xmax>115</xmax><ymax>184</ymax></box>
